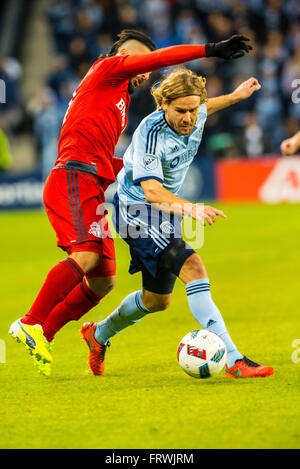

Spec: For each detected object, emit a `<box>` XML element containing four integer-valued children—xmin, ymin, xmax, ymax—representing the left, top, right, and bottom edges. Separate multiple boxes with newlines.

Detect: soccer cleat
<box><xmin>9</xmin><ymin>318</ymin><xmax>52</xmax><ymax>364</ymax></box>
<box><xmin>225</xmin><ymin>356</ymin><xmax>274</xmax><ymax>378</ymax></box>
<box><xmin>34</xmin><ymin>356</ymin><xmax>52</xmax><ymax>377</ymax></box>
<box><xmin>33</xmin><ymin>340</ymin><xmax>53</xmax><ymax>377</ymax></box>
<box><xmin>80</xmin><ymin>322</ymin><xmax>109</xmax><ymax>376</ymax></box>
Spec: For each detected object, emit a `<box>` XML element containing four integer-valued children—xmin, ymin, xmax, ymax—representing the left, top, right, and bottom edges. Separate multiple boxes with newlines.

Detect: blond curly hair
<box><xmin>151</xmin><ymin>67</ymin><xmax>207</xmax><ymax>109</ymax></box>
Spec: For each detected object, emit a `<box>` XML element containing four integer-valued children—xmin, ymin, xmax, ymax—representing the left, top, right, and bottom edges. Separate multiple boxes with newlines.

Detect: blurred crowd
<box><xmin>1</xmin><ymin>0</ymin><xmax>300</xmax><ymax>174</ymax></box>
<box><xmin>0</xmin><ymin>55</ymin><xmax>22</xmax><ymax>170</ymax></box>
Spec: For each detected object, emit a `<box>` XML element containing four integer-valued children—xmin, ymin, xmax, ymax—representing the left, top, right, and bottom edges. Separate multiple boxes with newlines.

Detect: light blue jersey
<box><xmin>117</xmin><ymin>103</ymin><xmax>207</xmax><ymax>205</ymax></box>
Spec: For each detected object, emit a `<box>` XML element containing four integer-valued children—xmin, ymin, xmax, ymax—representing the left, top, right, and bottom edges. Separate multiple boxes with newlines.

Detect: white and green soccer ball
<box><xmin>177</xmin><ymin>329</ymin><xmax>227</xmax><ymax>379</ymax></box>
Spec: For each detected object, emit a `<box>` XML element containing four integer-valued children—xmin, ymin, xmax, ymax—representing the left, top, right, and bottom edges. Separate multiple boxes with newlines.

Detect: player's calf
<box><xmin>142</xmin><ymin>290</ymin><xmax>172</xmax><ymax>312</ymax></box>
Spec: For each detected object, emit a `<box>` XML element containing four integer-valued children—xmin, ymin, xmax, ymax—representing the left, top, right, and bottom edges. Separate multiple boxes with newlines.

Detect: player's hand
<box><xmin>205</xmin><ymin>35</ymin><xmax>252</xmax><ymax>60</ymax></box>
<box><xmin>232</xmin><ymin>77</ymin><xmax>261</xmax><ymax>100</ymax></box>
<box><xmin>191</xmin><ymin>204</ymin><xmax>227</xmax><ymax>226</ymax></box>
<box><xmin>280</xmin><ymin>137</ymin><xmax>299</xmax><ymax>156</ymax></box>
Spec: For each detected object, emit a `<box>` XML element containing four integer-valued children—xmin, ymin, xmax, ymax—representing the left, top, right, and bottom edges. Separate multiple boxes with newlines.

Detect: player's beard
<box><xmin>168</xmin><ymin>117</ymin><xmax>194</xmax><ymax>135</ymax></box>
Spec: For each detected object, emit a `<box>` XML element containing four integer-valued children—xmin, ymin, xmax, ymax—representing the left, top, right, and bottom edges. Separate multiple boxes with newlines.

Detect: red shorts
<box><xmin>43</xmin><ymin>168</ymin><xmax>116</xmax><ymax>274</ymax></box>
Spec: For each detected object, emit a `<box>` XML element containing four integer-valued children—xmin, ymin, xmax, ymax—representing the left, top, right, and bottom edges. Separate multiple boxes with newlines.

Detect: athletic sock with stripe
<box><xmin>43</xmin><ymin>277</ymin><xmax>102</xmax><ymax>342</ymax></box>
<box><xmin>185</xmin><ymin>278</ymin><xmax>243</xmax><ymax>368</ymax></box>
<box><xmin>21</xmin><ymin>258</ymin><xmax>84</xmax><ymax>326</ymax></box>
<box><xmin>94</xmin><ymin>291</ymin><xmax>151</xmax><ymax>345</ymax></box>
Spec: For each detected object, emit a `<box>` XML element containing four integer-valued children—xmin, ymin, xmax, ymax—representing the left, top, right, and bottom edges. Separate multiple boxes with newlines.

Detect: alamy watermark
<box><xmin>291</xmin><ymin>79</ymin><xmax>300</xmax><ymax>104</ymax></box>
<box><xmin>94</xmin><ymin>201</ymin><xmax>205</xmax><ymax>250</ymax></box>
<box><xmin>0</xmin><ymin>79</ymin><xmax>6</xmax><ymax>103</ymax></box>
<box><xmin>0</xmin><ymin>340</ymin><xmax>6</xmax><ymax>363</ymax></box>
<box><xmin>291</xmin><ymin>339</ymin><xmax>300</xmax><ymax>364</ymax></box>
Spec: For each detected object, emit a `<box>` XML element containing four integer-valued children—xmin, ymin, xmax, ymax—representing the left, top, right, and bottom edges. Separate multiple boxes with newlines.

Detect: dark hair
<box><xmin>99</xmin><ymin>29</ymin><xmax>156</xmax><ymax>59</ymax></box>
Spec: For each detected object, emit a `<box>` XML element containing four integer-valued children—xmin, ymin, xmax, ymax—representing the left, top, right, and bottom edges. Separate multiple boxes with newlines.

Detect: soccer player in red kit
<box><xmin>9</xmin><ymin>30</ymin><xmax>252</xmax><ymax>376</ymax></box>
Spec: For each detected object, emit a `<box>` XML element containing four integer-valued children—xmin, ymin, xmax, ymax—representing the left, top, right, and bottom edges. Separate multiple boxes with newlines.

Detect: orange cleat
<box><xmin>80</xmin><ymin>322</ymin><xmax>110</xmax><ymax>376</ymax></box>
<box><xmin>225</xmin><ymin>356</ymin><xmax>274</xmax><ymax>378</ymax></box>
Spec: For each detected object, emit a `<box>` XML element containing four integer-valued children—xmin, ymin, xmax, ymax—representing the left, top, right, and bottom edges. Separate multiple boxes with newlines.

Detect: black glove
<box><xmin>205</xmin><ymin>35</ymin><xmax>252</xmax><ymax>60</ymax></box>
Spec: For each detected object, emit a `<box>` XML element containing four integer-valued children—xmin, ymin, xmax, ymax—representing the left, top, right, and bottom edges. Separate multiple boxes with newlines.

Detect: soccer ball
<box><xmin>177</xmin><ymin>329</ymin><xmax>227</xmax><ymax>379</ymax></box>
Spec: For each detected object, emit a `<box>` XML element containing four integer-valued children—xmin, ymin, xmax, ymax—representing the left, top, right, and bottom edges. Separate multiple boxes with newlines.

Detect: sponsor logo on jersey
<box><xmin>169</xmin><ymin>146</ymin><xmax>198</xmax><ymax>169</ymax></box>
<box><xmin>170</xmin><ymin>156</ymin><xmax>180</xmax><ymax>168</ymax></box>
<box><xmin>170</xmin><ymin>145</ymin><xmax>180</xmax><ymax>153</ymax></box>
<box><xmin>143</xmin><ymin>155</ymin><xmax>159</xmax><ymax>171</ymax></box>
<box><xmin>116</xmin><ymin>98</ymin><xmax>127</xmax><ymax>128</ymax></box>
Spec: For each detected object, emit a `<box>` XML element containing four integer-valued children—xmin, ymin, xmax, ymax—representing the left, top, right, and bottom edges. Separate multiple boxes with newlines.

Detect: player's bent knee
<box><xmin>70</xmin><ymin>251</ymin><xmax>101</xmax><ymax>274</ymax></box>
<box><xmin>142</xmin><ymin>291</ymin><xmax>172</xmax><ymax>312</ymax></box>
<box><xmin>86</xmin><ymin>275</ymin><xmax>116</xmax><ymax>297</ymax></box>
<box><xmin>179</xmin><ymin>253</ymin><xmax>207</xmax><ymax>282</ymax></box>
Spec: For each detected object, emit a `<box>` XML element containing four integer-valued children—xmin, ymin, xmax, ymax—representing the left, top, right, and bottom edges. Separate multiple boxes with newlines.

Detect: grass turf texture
<box><xmin>0</xmin><ymin>204</ymin><xmax>300</xmax><ymax>449</ymax></box>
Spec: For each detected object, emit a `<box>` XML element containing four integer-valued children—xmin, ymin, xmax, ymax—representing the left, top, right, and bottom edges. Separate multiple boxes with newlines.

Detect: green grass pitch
<box><xmin>0</xmin><ymin>203</ymin><xmax>300</xmax><ymax>449</ymax></box>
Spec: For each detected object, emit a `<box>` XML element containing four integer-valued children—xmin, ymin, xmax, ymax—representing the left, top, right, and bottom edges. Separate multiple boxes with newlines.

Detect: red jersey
<box><xmin>55</xmin><ymin>44</ymin><xmax>206</xmax><ymax>188</ymax></box>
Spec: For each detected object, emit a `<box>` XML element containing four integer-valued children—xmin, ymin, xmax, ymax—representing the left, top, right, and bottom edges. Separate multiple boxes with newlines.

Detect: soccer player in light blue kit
<box><xmin>82</xmin><ymin>68</ymin><xmax>274</xmax><ymax>378</ymax></box>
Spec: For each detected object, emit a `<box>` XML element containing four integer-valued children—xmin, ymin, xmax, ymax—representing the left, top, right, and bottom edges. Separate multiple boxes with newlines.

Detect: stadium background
<box><xmin>0</xmin><ymin>0</ymin><xmax>300</xmax><ymax>208</ymax></box>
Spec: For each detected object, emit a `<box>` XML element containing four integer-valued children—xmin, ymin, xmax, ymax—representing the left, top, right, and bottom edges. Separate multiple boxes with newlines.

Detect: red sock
<box><xmin>22</xmin><ymin>258</ymin><xmax>84</xmax><ymax>326</ymax></box>
<box><xmin>43</xmin><ymin>277</ymin><xmax>103</xmax><ymax>342</ymax></box>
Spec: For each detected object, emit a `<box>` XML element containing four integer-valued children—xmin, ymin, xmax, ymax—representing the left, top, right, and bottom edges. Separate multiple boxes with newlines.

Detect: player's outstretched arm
<box><xmin>140</xmin><ymin>179</ymin><xmax>226</xmax><ymax>226</ymax></box>
<box><xmin>280</xmin><ymin>131</ymin><xmax>300</xmax><ymax>156</ymax></box>
<box><xmin>119</xmin><ymin>35</ymin><xmax>252</xmax><ymax>77</ymax></box>
<box><xmin>205</xmin><ymin>35</ymin><xmax>252</xmax><ymax>60</ymax></box>
<box><xmin>206</xmin><ymin>77</ymin><xmax>261</xmax><ymax>116</ymax></box>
